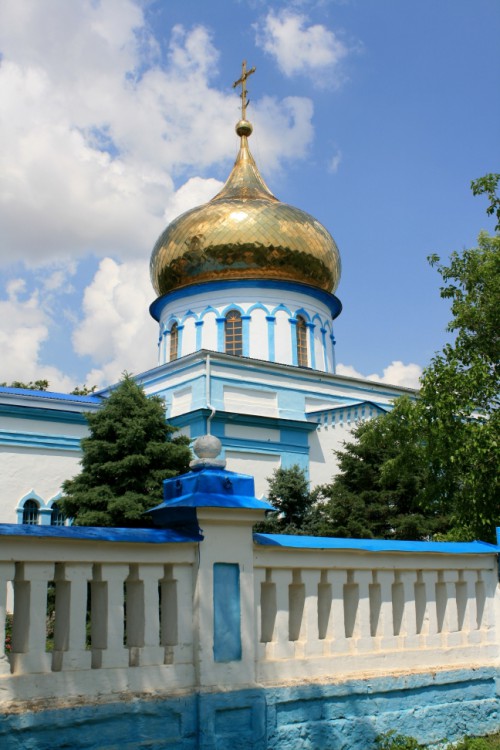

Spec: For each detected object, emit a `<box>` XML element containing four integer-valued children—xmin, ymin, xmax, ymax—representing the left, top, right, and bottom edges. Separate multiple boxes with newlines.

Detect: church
<box><xmin>0</xmin><ymin>70</ymin><xmax>415</xmax><ymax>526</ymax></box>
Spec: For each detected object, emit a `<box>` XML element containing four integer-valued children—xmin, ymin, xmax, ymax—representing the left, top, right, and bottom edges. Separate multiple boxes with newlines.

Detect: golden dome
<box><xmin>150</xmin><ymin>119</ymin><xmax>341</xmax><ymax>296</ymax></box>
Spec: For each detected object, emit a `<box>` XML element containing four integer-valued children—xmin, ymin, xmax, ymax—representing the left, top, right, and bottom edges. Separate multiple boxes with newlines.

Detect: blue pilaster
<box><xmin>307</xmin><ymin>322</ymin><xmax>316</xmax><ymax>369</ymax></box>
<box><xmin>195</xmin><ymin>320</ymin><xmax>204</xmax><ymax>350</ymax></box>
<box><xmin>266</xmin><ymin>315</ymin><xmax>275</xmax><ymax>361</ymax></box>
<box><xmin>289</xmin><ymin>318</ymin><xmax>298</xmax><ymax>366</ymax></box>
<box><xmin>216</xmin><ymin>317</ymin><xmax>225</xmax><ymax>352</ymax></box>
<box><xmin>241</xmin><ymin>315</ymin><xmax>251</xmax><ymax>357</ymax></box>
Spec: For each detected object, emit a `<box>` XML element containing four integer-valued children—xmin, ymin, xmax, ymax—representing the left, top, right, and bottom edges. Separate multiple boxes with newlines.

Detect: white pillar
<box><xmin>127</xmin><ymin>563</ymin><xmax>164</xmax><ymax>667</ymax></box>
<box><xmin>0</xmin><ymin>563</ymin><xmax>15</xmax><ymax>675</ymax></box>
<box><xmin>10</xmin><ymin>562</ymin><xmax>54</xmax><ymax>674</ymax></box>
<box><xmin>91</xmin><ymin>563</ymin><xmax>129</xmax><ymax>669</ymax></box>
<box><xmin>52</xmin><ymin>562</ymin><xmax>92</xmax><ymax>671</ymax></box>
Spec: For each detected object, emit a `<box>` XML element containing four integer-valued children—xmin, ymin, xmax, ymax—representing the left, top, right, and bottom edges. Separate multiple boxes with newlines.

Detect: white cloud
<box><xmin>0</xmin><ymin>2</ymin><xmax>317</xmax><ymax>268</ymax></box>
<box><xmin>0</xmin><ymin>277</ymin><xmax>75</xmax><ymax>391</ymax></box>
<box><xmin>328</xmin><ymin>149</ymin><xmax>342</xmax><ymax>173</ymax></box>
<box><xmin>256</xmin><ymin>9</ymin><xmax>348</xmax><ymax>85</ymax></box>
<box><xmin>337</xmin><ymin>361</ymin><xmax>422</xmax><ymax>389</ymax></box>
<box><xmin>72</xmin><ymin>257</ymin><xmax>157</xmax><ymax>388</ymax></box>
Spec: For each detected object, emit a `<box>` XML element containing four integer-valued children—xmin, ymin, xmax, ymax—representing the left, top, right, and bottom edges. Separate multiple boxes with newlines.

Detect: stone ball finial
<box><xmin>190</xmin><ymin>434</ymin><xmax>226</xmax><ymax>470</ymax></box>
<box><xmin>193</xmin><ymin>434</ymin><xmax>222</xmax><ymax>460</ymax></box>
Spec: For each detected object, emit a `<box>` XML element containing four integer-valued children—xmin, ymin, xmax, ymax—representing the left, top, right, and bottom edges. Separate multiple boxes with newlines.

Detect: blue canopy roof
<box><xmin>0</xmin><ymin>523</ymin><xmax>202</xmax><ymax>544</ymax></box>
<box><xmin>254</xmin><ymin>533</ymin><xmax>499</xmax><ymax>554</ymax></box>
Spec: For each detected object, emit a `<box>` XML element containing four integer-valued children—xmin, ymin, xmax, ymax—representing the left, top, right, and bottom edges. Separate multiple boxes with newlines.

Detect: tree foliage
<box><xmin>276</xmin><ymin>175</ymin><xmax>499</xmax><ymax>543</ymax></box>
<box><xmin>317</xmin><ymin>398</ymin><xmax>451</xmax><ymax>540</ymax></box>
<box><xmin>1</xmin><ymin>379</ymin><xmax>50</xmax><ymax>391</ymax></box>
<box><xmin>320</xmin><ymin>175</ymin><xmax>499</xmax><ymax>542</ymax></box>
<box><xmin>60</xmin><ymin>375</ymin><xmax>191</xmax><ymax>527</ymax></box>
<box><xmin>255</xmin><ymin>464</ymin><xmax>317</xmax><ymax>535</ymax></box>
<box><xmin>420</xmin><ymin>230</ymin><xmax>499</xmax><ymax>540</ymax></box>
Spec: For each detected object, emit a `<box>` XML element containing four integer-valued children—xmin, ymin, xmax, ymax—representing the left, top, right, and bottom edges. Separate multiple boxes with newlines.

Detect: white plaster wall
<box><xmin>249</xmin><ymin>308</ymin><xmax>268</xmax><ymax>360</ymax></box>
<box><xmin>225</xmin><ymin>450</ymin><xmax>280</xmax><ymax>497</ymax></box>
<box><xmin>182</xmin><ymin>317</ymin><xmax>196</xmax><ymax>357</ymax></box>
<box><xmin>203</xmin><ymin>311</ymin><xmax>218</xmax><ymax>351</ymax></box>
<box><xmin>1</xmin><ymin>447</ymin><xmax>82</xmax><ymax>523</ymax></box>
<box><xmin>1</xmin><ymin>417</ymin><xmax>87</xmax><ymax>438</ymax></box>
<box><xmin>309</xmin><ymin>420</ymin><xmax>365</xmax><ymax>487</ymax></box>
<box><xmin>155</xmin><ymin>284</ymin><xmax>335</xmax><ymax>371</ymax></box>
<box><xmin>170</xmin><ymin>387</ymin><xmax>193</xmax><ymax>417</ymax></box>
<box><xmin>223</xmin><ymin>386</ymin><xmax>278</xmax><ymax>418</ymax></box>
<box><xmin>225</xmin><ymin>425</ymin><xmax>280</xmax><ymax>442</ymax></box>
<box><xmin>274</xmin><ymin>309</ymin><xmax>291</xmax><ymax>365</ymax></box>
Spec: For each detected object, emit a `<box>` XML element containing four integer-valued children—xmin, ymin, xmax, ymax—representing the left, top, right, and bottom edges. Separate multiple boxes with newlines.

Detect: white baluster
<box><xmin>302</xmin><ymin>570</ymin><xmax>323</xmax><ymax>657</ymax></box>
<box><xmin>168</xmin><ymin>563</ymin><xmax>194</xmax><ymax>665</ymax></box>
<box><xmin>10</xmin><ymin>562</ymin><xmax>54</xmax><ymax>674</ymax></box>
<box><xmin>52</xmin><ymin>562</ymin><xmax>92</xmax><ymax>671</ymax></box>
<box><xmin>270</xmin><ymin>569</ymin><xmax>294</xmax><ymax>659</ymax></box>
<box><xmin>0</xmin><ymin>563</ymin><xmax>15</xmax><ymax>675</ymax></box>
<box><xmin>127</xmin><ymin>564</ymin><xmax>164</xmax><ymax>667</ymax></box>
<box><xmin>353</xmin><ymin>570</ymin><xmax>372</xmax><ymax>651</ymax></box>
<box><xmin>461</xmin><ymin>570</ymin><xmax>481</xmax><ymax>644</ymax></box>
<box><xmin>91</xmin><ymin>563</ymin><xmax>129</xmax><ymax>669</ymax></box>
<box><xmin>254</xmin><ymin>567</ymin><xmax>268</xmax><ymax>661</ymax></box>
<box><xmin>329</xmin><ymin>569</ymin><xmax>349</xmax><ymax>654</ymax></box>
<box><xmin>377</xmin><ymin>570</ymin><xmax>397</xmax><ymax>651</ymax></box>
<box><xmin>400</xmin><ymin>571</ymin><xmax>419</xmax><ymax>649</ymax></box>
<box><xmin>421</xmin><ymin>570</ymin><xmax>440</xmax><ymax>648</ymax></box>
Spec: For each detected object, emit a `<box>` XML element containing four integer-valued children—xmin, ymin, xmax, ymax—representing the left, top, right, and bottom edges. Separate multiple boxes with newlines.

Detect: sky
<box><xmin>0</xmin><ymin>0</ymin><xmax>498</xmax><ymax>392</ymax></box>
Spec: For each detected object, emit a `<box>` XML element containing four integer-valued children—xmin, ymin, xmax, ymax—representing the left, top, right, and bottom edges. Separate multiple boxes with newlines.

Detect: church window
<box><xmin>50</xmin><ymin>502</ymin><xmax>66</xmax><ymax>527</ymax></box>
<box><xmin>169</xmin><ymin>322</ymin><xmax>179</xmax><ymax>362</ymax></box>
<box><xmin>225</xmin><ymin>310</ymin><xmax>243</xmax><ymax>356</ymax></box>
<box><xmin>22</xmin><ymin>499</ymin><xmax>39</xmax><ymax>525</ymax></box>
<box><xmin>296</xmin><ymin>315</ymin><xmax>308</xmax><ymax>367</ymax></box>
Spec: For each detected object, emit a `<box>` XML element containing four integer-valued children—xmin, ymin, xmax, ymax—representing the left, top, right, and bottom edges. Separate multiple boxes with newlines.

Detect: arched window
<box><xmin>22</xmin><ymin>499</ymin><xmax>39</xmax><ymax>525</ymax></box>
<box><xmin>50</xmin><ymin>502</ymin><xmax>66</xmax><ymax>527</ymax></box>
<box><xmin>296</xmin><ymin>315</ymin><xmax>308</xmax><ymax>367</ymax></box>
<box><xmin>169</xmin><ymin>322</ymin><xmax>179</xmax><ymax>362</ymax></box>
<box><xmin>225</xmin><ymin>310</ymin><xmax>242</xmax><ymax>356</ymax></box>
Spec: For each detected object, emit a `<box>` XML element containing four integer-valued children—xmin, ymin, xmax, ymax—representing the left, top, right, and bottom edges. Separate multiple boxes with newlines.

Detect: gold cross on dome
<box><xmin>233</xmin><ymin>60</ymin><xmax>256</xmax><ymax>120</ymax></box>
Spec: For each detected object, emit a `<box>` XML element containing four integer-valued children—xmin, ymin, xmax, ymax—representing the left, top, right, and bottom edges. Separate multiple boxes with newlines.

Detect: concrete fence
<box><xmin>0</xmin><ymin>512</ymin><xmax>499</xmax><ymax>749</ymax></box>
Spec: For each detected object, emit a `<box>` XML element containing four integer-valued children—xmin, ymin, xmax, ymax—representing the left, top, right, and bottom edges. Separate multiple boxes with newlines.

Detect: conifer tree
<box><xmin>60</xmin><ymin>374</ymin><xmax>191</xmax><ymax>527</ymax></box>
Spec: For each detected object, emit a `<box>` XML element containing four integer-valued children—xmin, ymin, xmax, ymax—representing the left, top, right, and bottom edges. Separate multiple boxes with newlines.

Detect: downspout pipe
<box><xmin>206</xmin><ymin>353</ymin><xmax>216</xmax><ymax>434</ymax></box>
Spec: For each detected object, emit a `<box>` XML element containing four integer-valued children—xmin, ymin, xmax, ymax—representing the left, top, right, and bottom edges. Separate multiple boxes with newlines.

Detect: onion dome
<box><xmin>150</xmin><ymin>118</ymin><xmax>341</xmax><ymax>297</ymax></box>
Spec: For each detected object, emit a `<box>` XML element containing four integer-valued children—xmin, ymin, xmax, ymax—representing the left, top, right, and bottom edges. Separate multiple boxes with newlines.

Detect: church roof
<box><xmin>150</xmin><ymin>71</ymin><xmax>341</xmax><ymax>297</ymax></box>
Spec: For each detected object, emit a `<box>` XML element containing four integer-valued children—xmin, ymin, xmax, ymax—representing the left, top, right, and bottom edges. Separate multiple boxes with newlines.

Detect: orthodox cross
<box><xmin>233</xmin><ymin>60</ymin><xmax>256</xmax><ymax>120</ymax></box>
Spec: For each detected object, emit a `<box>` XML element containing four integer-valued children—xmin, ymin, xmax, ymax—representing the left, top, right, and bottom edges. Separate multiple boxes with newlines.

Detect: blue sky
<box><xmin>0</xmin><ymin>0</ymin><xmax>498</xmax><ymax>391</ymax></box>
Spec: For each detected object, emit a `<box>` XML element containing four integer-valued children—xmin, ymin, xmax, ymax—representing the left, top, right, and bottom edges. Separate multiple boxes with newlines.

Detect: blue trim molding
<box><xmin>0</xmin><ymin>430</ymin><xmax>82</xmax><ymax>451</ymax></box>
<box><xmin>150</xmin><ymin>279</ymin><xmax>342</xmax><ymax>322</ymax></box>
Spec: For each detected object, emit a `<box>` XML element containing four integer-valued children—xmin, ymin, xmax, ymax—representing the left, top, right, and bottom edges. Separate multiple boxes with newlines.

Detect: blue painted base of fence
<box><xmin>1</xmin><ymin>667</ymin><xmax>499</xmax><ymax>750</ymax></box>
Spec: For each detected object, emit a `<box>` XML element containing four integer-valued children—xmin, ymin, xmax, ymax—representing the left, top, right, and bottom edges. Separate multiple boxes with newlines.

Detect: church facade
<box><xmin>0</xmin><ymin>105</ymin><xmax>414</xmax><ymax>525</ymax></box>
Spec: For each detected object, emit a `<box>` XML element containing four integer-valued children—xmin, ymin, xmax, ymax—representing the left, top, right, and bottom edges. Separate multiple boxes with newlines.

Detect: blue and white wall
<box><xmin>0</xmin><ymin>388</ymin><xmax>99</xmax><ymax>525</ymax></box>
<box><xmin>150</xmin><ymin>280</ymin><xmax>341</xmax><ymax>374</ymax></box>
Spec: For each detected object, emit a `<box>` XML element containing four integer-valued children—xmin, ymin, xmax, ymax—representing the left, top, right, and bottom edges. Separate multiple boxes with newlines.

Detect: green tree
<box><xmin>255</xmin><ymin>464</ymin><xmax>317</xmax><ymax>534</ymax></box>
<box><xmin>317</xmin><ymin>398</ymin><xmax>450</xmax><ymax>540</ymax></box>
<box><xmin>60</xmin><ymin>374</ymin><xmax>191</xmax><ymax>527</ymax></box>
<box><xmin>420</xmin><ymin>230</ymin><xmax>499</xmax><ymax>540</ymax></box>
<box><xmin>70</xmin><ymin>384</ymin><xmax>98</xmax><ymax>396</ymax></box>
<box><xmin>1</xmin><ymin>379</ymin><xmax>49</xmax><ymax>390</ymax></box>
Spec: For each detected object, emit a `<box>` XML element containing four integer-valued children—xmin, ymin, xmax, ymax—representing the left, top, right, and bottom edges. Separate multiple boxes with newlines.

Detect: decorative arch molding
<box><xmin>247</xmin><ymin>302</ymin><xmax>270</xmax><ymax>315</ymax></box>
<box><xmin>221</xmin><ymin>302</ymin><xmax>246</xmax><ymax>317</ymax></box>
<box><xmin>180</xmin><ymin>309</ymin><xmax>199</xmax><ymax>325</ymax></box>
<box><xmin>293</xmin><ymin>307</ymin><xmax>312</xmax><ymax>323</ymax></box>
<box><xmin>201</xmin><ymin>305</ymin><xmax>219</xmax><ymax>318</ymax></box>
<box><xmin>271</xmin><ymin>302</ymin><xmax>292</xmax><ymax>317</ymax></box>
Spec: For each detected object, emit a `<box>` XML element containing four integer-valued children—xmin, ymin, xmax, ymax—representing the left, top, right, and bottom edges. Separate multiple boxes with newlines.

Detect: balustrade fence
<box><xmin>0</xmin><ymin>525</ymin><xmax>498</xmax><ymax>706</ymax></box>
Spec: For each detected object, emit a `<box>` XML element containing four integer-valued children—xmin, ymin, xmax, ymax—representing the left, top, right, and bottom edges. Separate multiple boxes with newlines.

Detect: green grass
<box><xmin>376</xmin><ymin>732</ymin><xmax>500</xmax><ymax>749</ymax></box>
